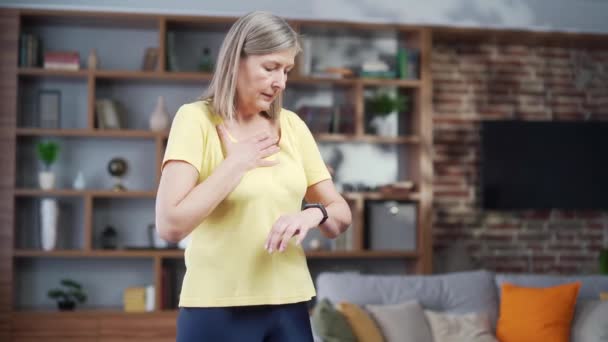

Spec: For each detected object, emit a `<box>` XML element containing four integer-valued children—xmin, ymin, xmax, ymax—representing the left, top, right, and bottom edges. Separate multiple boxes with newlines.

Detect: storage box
<box><xmin>366</xmin><ymin>201</ymin><xmax>417</xmax><ymax>251</ymax></box>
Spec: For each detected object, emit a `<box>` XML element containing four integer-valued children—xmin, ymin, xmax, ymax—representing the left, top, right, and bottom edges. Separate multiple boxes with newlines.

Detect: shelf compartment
<box><xmin>21</xmin><ymin>13</ymin><xmax>160</xmax><ymax>71</ymax></box>
<box><xmin>94</xmin><ymin>80</ymin><xmax>201</xmax><ymax>131</ymax></box>
<box><xmin>13</xmin><ymin>257</ymin><xmax>155</xmax><ymax>310</ymax></box>
<box><xmin>14</xmin><ymin>196</ymin><xmax>85</xmax><ymax>250</ymax></box>
<box><xmin>18</xmin><ymin>77</ymin><xmax>89</xmax><ymax>129</ymax></box>
<box><xmin>16</xmin><ymin>137</ymin><xmax>158</xmax><ymax>191</ymax></box>
<box><xmin>92</xmin><ymin>197</ymin><xmax>156</xmax><ymax>250</ymax></box>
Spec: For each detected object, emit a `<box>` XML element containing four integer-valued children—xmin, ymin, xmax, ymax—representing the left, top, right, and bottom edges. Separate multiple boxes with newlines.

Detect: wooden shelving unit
<box><xmin>2</xmin><ymin>8</ymin><xmax>434</xmax><ymax>341</ymax></box>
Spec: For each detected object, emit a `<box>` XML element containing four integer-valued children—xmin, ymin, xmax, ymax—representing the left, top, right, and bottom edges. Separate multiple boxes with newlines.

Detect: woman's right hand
<box><xmin>216</xmin><ymin>123</ymin><xmax>280</xmax><ymax>172</ymax></box>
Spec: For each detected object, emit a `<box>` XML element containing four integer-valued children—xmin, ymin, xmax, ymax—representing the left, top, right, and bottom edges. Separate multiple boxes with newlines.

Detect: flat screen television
<box><xmin>480</xmin><ymin>120</ymin><xmax>608</xmax><ymax>210</ymax></box>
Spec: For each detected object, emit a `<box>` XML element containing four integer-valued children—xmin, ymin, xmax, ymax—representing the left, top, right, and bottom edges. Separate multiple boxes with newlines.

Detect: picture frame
<box><xmin>95</xmin><ymin>99</ymin><xmax>122</xmax><ymax>129</ymax></box>
<box><xmin>38</xmin><ymin>89</ymin><xmax>61</xmax><ymax>128</ymax></box>
<box><xmin>141</xmin><ymin>47</ymin><xmax>159</xmax><ymax>71</ymax></box>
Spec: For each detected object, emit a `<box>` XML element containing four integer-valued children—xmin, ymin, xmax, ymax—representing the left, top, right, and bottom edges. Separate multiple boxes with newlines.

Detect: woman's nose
<box><xmin>273</xmin><ymin>72</ymin><xmax>286</xmax><ymax>90</ymax></box>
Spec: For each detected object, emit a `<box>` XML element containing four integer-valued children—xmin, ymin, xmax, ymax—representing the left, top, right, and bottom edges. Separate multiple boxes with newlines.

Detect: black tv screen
<box><xmin>480</xmin><ymin>120</ymin><xmax>608</xmax><ymax>210</ymax></box>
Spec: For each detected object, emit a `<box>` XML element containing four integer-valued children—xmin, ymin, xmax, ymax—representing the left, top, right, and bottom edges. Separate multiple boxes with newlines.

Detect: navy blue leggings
<box><xmin>176</xmin><ymin>301</ymin><xmax>314</xmax><ymax>342</ymax></box>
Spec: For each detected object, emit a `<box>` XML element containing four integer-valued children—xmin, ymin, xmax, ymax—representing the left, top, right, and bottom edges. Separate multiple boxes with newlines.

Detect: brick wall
<box><xmin>432</xmin><ymin>41</ymin><xmax>608</xmax><ymax>273</ymax></box>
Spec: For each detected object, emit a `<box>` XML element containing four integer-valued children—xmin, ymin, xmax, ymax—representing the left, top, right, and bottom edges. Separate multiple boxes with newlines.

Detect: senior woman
<box><xmin>155</xmin><ymin>10</ymin><xmax>352</xmax><ymax>342</ymax></box>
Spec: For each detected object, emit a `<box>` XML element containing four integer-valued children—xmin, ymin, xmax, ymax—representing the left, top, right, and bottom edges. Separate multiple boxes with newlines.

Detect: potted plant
<box><xmin>366</xmin><ymin>92</ymin><xmax>409</xmax><ymax>137</ymax></box>
<box><xmin>36</xmin><ymin>141</ymin><xmax>59</xmax><ymax>189</ymax></box>
<box><xmin>47</xmin><ymin>279</ymin><xmax>87</xmax><ymax>311</ymax></box>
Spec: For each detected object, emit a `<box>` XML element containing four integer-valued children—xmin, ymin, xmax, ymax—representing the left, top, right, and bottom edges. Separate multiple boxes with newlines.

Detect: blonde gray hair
<box><xmin>202</xmin><ymin>11</ymin><xmax>300</xmax><ymax>121</ymax></box>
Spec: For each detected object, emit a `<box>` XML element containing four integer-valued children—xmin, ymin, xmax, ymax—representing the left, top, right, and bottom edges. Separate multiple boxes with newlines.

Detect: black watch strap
<box><xmin>303</xmin><ymin>203</ymin><xmax>328</xmax><ymax>225</ymax></box>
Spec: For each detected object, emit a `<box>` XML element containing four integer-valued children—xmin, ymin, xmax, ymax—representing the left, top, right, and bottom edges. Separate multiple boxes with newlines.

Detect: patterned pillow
<box><xmin>424</xmin><ymin>310</ymin><xmax>497</xmax><ymax>342</ymax></box>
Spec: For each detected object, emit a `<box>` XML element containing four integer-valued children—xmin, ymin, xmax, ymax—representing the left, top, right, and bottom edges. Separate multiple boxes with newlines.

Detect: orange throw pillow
<box><xmin>496</xmin><ymin>281</ymin><xmax>581</xmax><ymax>342</ymax></box>
<box><xmin>336</xmin><ymin>302</ymin><xmax>385</xmax><ymax>342</ymax></box>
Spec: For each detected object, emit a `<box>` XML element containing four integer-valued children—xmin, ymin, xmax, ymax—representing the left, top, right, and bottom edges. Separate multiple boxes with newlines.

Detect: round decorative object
<box><xmin>108</xmin><ymin>158</ymin><xmax>128</xmax><ymax>177</ymax></box>
<box><xmin>107</xmin><ymin>157</ymin><xmax>128</xmax><ymax>191</ymax></box>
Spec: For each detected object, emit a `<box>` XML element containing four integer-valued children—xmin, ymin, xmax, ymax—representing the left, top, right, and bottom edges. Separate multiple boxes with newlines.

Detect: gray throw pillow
<box><xmin>424</xmin><ymin>310</ymin><xmax>498</xmax><ymax>342</ymax></box>
<box><xmin>572</xmin><ymin>300</ymin><xmax>608</xmax><ymax>342</ymax></box>
<box><xmin>366</xmin><ymin>300</ymin><xmax>433</xmax><ymax>342</ymax></box>
<box><xmin>311</xmin><ymin>298</ymin><xmax>357</xmax><ymax>342</ymax></box>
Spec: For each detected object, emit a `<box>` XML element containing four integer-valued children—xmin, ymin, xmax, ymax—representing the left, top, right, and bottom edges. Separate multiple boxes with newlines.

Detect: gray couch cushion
<box><xmin>495</xmin><ymin>274</ymin><xmax>608</xmax><ymax>301</ymax></box>
<box><xmin>572</xmin><ymin>300</ymin><xmax>608</xmax><ymax>342</ymax></box>
<box><xmin>316</xmin><ymin>270</ymin><xmax>499</xmax><ymax>324</ymax></box>
<box><xmin>366</xmin><ymin>300</ymin><xmax>434</xmax><ymax>342</ymax></box>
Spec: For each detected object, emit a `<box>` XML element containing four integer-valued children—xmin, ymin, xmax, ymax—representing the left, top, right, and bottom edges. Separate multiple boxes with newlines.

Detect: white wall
<box><xmin>1</xmin><ymin>0</ymin><xmax>608</xmax><ymax>34</ymax></box>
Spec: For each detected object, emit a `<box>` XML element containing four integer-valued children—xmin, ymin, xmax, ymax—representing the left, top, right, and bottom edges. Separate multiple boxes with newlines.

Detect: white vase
<box><xmin>149</xmin><ymin>95</ymin><xmax>170</xmax><ymax>132</ymax></box>
<box><xmin>73</xmin><ymin>171</ymin><xmax>86</xmax><ymax>190</ymax></box>
<box><xmin>38</xmin><ymin>171</ymin><xmax>55</xmax><ymax>190</ymax></box>
<box><xmin>40</xmin><ymin>198</ymin><xmax>59</xmax><ymax>251</ymax></box>
<box><xmin>370</xmin><ymin>111</ymin><xmax>399</xmax><ymax>137</ymax></box>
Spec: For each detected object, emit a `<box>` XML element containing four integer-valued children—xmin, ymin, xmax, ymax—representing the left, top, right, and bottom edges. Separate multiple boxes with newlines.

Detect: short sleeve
<box><xmin>291</xmin><ymin>112</ymin><xmax>332</xmax><ymax>187</ymax></box>
<box><xmin>161</xmin><ymin>104</ymin><xmax>205</xmax><ymax>173</ymax></box>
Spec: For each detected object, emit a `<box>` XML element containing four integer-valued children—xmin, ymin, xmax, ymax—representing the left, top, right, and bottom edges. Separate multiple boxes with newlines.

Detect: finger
<box><xmin>257</xmin><ymin>158</ymin><xmax>279</xmax><ymax>168</ymax></box>
<box><xmin>279</xmin><ymin>225</ymin><xmax>299</xmax><ymax>252</ymax></box>
<box><xmin>265</xmin><ymin>218</ymin><xmax>285</xmax><ymax>252</ymax></box>
<box><xmin>259</xmin><ymin>145</ymin><xmax>280</xmax><ymax>159</ymax></box>
<box><xmin>250</xmin><ymin>131</ymin><xmax>272</xmax><ymax>143</ymax></box>
<box><xmin>256</xmin><ymin>135</ymin><xmax>279</xmax><ymax>150</ymax></box>
<box><xmin>267</xmin><ymin>223</ymin><xmax>288</xmax><ymax>253</ymax></box>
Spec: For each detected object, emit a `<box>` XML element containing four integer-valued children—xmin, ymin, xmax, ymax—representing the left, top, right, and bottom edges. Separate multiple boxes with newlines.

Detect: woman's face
<box><xmin>235</xmin><ymin>48</ymin><xmax>296</xmax><ymax>115</ymax></box>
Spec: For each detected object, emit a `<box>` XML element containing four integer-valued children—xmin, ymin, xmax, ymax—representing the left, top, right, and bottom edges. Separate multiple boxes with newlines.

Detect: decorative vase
<box><xmin>73</xmin><ymin>171</ymin><xmax>86</xmax><ymax>190</ymax></box>
<box><xmin>38</xmin><ymin>171</ymin><xmax>55</xmax><ymax>190</ymax></box>
<box><xmin>87</xmin><ymin>48</ymin><xmax>98</xmax><ymax>70</ymax></box>
<box><xmin>40</xmin><ymin>198</ymin><xmax>58</xmax><ymax>251</ymax></box>
<box><xmin>370</xmin><ymin>111</ymin><xmax>398</xmax><ymax>137</ymax></box>
<box><xmin>149</xmin><ymin>95</ymin><xmax>169</xmax><ymax>132</ymax></box>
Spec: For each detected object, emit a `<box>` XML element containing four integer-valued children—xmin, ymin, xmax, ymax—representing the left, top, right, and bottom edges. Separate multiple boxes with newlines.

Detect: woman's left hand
<box><xmin>264</xmin><ymin>211</ymin><xmax>320</xmax><ymax>253</ymax></box>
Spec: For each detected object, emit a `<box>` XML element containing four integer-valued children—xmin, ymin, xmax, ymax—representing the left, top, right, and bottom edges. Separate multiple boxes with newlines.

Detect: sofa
<box><xmin>312</xmin><ymin>270</ymin><xmax>608</xmax><ymax>342</ymax></box>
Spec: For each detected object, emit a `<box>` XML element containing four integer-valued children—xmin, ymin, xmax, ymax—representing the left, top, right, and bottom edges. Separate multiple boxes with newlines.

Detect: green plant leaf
<box><xmin>36</xmin><ymin>141</ymin><xmax>59</xmax><ymax>168</ymax></box>
<box><xmin>367</xmin><ymin>92</ymin><xmax>409</xmax><ymax>116</ymax></box>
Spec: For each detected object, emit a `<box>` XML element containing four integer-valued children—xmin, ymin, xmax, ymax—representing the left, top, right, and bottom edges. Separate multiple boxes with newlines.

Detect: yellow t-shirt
<box><xmin>162</xmin><ymin>100</ymin><xmax>331</xmax><ymax>307</ymax></box>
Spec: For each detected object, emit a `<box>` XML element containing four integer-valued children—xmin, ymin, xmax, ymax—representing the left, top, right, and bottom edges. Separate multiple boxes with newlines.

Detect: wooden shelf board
<box><xmin>95</xmin><ymin>70</ymin><xmax>213</xmax><ymax>82</ymax></box>
<box><xmin>291</xmin><ymin>76</ymin><xmax>421</xmax><ymax>88</ymax></box>
<box><xmin>13</xmin><ymin>249</ymin><xmax>416</xmax><ymax>259</ymax></box>
<box><xmin>315</xmin><ymin>133</ymin><xmax>420</xmax><ymax>144</ymax></box>
<box><xmin>14</xmin><ymin>189</ymin><xmax>157</xmax><ymax>198</ymax></box>
<box><xmin>343</xmin><ymin>191</ymin><xmax>420</xmax><ymax>201</ymax></box>
<box><xmin>18</xmin><ymin>67</ymin><xmax>89</xmax><ymax>78</ymax></box>
<box><xmin>306</xmin><ymin>250</ymin><xmax>418</xmax><ymax>258</ymax></box>
<box><xmin>13</xmin><ymin>249</ymin><xmax>183</xmax><ymax>258</ymax></box>
<box><xmin>12</xmin><ymin>308</ymin><xmax>177</xmax><ymax>317</ymax></box>
<box><xmin>18</xmin><ymin>68</ymin><xmax>420</xmax><ymax>87</ymax></box>
<box><xmin>16</xmin><ymin>128</ymin><xmax>168</xmax><ymax>139</ymax></box>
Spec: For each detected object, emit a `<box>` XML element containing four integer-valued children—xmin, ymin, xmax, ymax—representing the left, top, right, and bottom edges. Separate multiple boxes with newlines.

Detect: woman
<box><xmin>155</xmin><ymin>11</ymin><xmax>352</xmax><ymax>342</ymax></box>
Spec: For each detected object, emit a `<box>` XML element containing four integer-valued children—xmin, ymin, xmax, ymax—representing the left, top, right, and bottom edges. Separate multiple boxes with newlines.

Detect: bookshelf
<box><xmin>1</xmin><ymin>8</ymin><xmax>433</xmax><ymax>341</ymax></box>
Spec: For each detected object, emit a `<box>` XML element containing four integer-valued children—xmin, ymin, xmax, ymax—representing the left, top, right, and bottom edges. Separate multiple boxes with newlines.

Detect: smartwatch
<box><xmin>303</xmin><ymin>203</ymin><xmax>328</xmax><ymax>225</ymax></box>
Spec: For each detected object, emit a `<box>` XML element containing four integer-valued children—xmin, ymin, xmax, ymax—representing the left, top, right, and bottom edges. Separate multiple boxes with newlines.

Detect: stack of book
<box><xmin>19</xmin><ymin>33</ymin><xmax>40</xmax><ymax>67</ymax></box>
<box><xmin>123</xmin><ymin>287</ymin><xmax>146</xmax><ymax>312</ymax></box>
<box><xmin>123</xmin><ymin>285</ymin><xmax>155</xmax><ymax>312</ymax></box>
<box><xmin>43</xmin><ymin>51</ymin><xmax>80</xmax><ymax>70</ymax></box>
